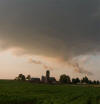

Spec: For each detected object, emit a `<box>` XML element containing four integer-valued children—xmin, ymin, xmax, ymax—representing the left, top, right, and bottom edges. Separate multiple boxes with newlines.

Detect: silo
<box><xmin>46</xmin><ymin>70</ymin><xmax>50</xmax><ymax>81</ymax></box>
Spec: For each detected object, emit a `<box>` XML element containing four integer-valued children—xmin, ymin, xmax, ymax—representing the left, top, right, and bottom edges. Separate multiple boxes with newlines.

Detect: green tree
<box><xmin>97</xmin><ymin>80</ymin><xmax>100</xmax><ymax>85</ymax></box>
<box><xmin>59</xmin><ymin>74</ymin><xmax>71</xmax><ymax>84</ymax></box>
<box><xmin>81</xmin><ymin>76</ymin><xmax>89</xmax><ymax>84</ymax></box>
<box><xmin>72</xmin><ymin>78</ymin><xmax>80</xmax><ymax>84</ymax></box>
<box><xmin>88</xmin><ymin>80</ymin><xmax>93</xmax><ymax>84</ymax></box>
<box><xmin>18</xmin><ymin>74</ymin><xmax>26</xmax><ymax>81</ymax></box>
<box><xmin>93</xmin><ymin>80</ymin><xmax>97</xmax><ymax>84</ymax></box>
<box><xmin>72</xmin><ymin>78</ymin><xmax>76</xmax><ymax>84</ymax></box>
<box><xmin>26</xmin><ymin>75</ymin><xmax>31</xmax><ymax>81</ymax></box>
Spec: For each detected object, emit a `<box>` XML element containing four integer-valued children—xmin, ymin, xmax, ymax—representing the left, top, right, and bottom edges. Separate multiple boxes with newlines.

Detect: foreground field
<box><xmin>0</xmin><ymin>80</ymin><xmax>100</xmax><ymax>104</ymax></box>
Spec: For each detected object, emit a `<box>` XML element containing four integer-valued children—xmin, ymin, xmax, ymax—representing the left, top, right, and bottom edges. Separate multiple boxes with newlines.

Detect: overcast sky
<box><xmin>0</xmin><ymin>0</ymin><xmax>100</xmax><ymax>80</ymax></box>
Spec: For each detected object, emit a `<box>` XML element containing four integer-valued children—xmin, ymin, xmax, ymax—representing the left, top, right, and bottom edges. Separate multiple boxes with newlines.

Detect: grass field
<box><xmin>0</xmin><ymin>80</ymin><xmax>100</xmax><ymax>104</ymax></box>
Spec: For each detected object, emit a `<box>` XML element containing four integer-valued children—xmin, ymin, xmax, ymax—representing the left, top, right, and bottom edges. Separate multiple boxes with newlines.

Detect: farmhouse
<box><xmin>41</xmin><ymin>70</ymin><xmax>56</xmax><ymax>84</ymax></box>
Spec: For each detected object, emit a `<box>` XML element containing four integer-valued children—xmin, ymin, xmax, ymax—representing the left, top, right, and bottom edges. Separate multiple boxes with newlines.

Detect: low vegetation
<box><xmin>0</xmin><ymin>80</ymin><xmax>100</xmax><ymax>104</ymax></box>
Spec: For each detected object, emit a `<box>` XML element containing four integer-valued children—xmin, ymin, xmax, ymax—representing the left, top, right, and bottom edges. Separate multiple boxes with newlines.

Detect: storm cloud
<box><xmin>0</xmin><ymin>0</ymin><xmax>100</xmax><ymax>61</ymax></box>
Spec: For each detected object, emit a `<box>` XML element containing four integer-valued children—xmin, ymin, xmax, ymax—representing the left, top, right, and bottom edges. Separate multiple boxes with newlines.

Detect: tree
<box><xmin>81</xmin><ymin>76</ymin><xmax>89</xmax><ymax>84</ymax></box>
<box><xmin>72</xmin><ymin>78</ymin><xmax>80</xmax><ymax>84</ymax></box>
<box><xmin>18</xmin><ymin>74</ymin><xmax>26</xmax><ymax>81</ymax></box>
<box><xmin>88</xmin><ymin>80</ymin><xmax>93</xmax><ymax>84</ymax></box>
<box><xmin>72</xmin><ymin>78</ymin><xmax>76</xmax><ymax>84</ymax></box>
<box><xmin>76</xmin><ymin>78</ymin><xmax>80</xmax><ymax>83</ymax></box>
<box><xmin>97</xmin><ymin>80</ymin><xmax>100</xmax><ymax>85</ymax></box>
<box><xmin>93</xmin><ymin>80</ymin><xmax>97</xmax><ymax>84</ymax></box>
<box><xmin>26</xmin><ymin>75</ymin><xmax>31</xmax><ymax>81</ymax></box>
<box><xmin>59</xmin><ymin>74</ymin><xmax>71</xmax><ymax>84</ymax></box>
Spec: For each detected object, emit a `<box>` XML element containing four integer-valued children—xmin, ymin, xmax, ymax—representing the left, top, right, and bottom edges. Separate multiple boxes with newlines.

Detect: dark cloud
<box><xmin>0</xmin><ymin>0</ymin><xmax>100</xmax><ymax>61</ymax></box>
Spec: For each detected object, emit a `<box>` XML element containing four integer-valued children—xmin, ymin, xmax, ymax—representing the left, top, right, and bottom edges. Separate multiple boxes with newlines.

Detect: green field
<box><xmin>0</xmin><ymin>80</ymin><xmax>100</xmax><ymax>104</ymax></box>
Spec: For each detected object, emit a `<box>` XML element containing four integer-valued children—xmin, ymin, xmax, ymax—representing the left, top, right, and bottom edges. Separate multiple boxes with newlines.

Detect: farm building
<box><xmin>30</xmin><ymin>78</ymin><xmax>40</xmax><ymax>83</ymax></box>
<box><xmin>41</xmin><ymin>70</ymin><xmax>56</xmax><ymax>84</ymax></box>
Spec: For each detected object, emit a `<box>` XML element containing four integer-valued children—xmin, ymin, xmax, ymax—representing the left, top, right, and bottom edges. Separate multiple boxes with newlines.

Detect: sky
<box><xmin>0</xmin><ymin>0</ymin><xmax>100</xmax><ymax>80</ymax></box>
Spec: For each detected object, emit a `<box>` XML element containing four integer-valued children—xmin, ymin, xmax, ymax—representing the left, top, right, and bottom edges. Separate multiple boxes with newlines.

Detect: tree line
<box><xmin>15</xmin><ymin>74</ymin><xmax>100</xmax><ymax>85</ymax></box>
<box><xmin>60</xmin><ymin>74</ymin><xmax>100</xmax><ymax>84</ymax></box>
